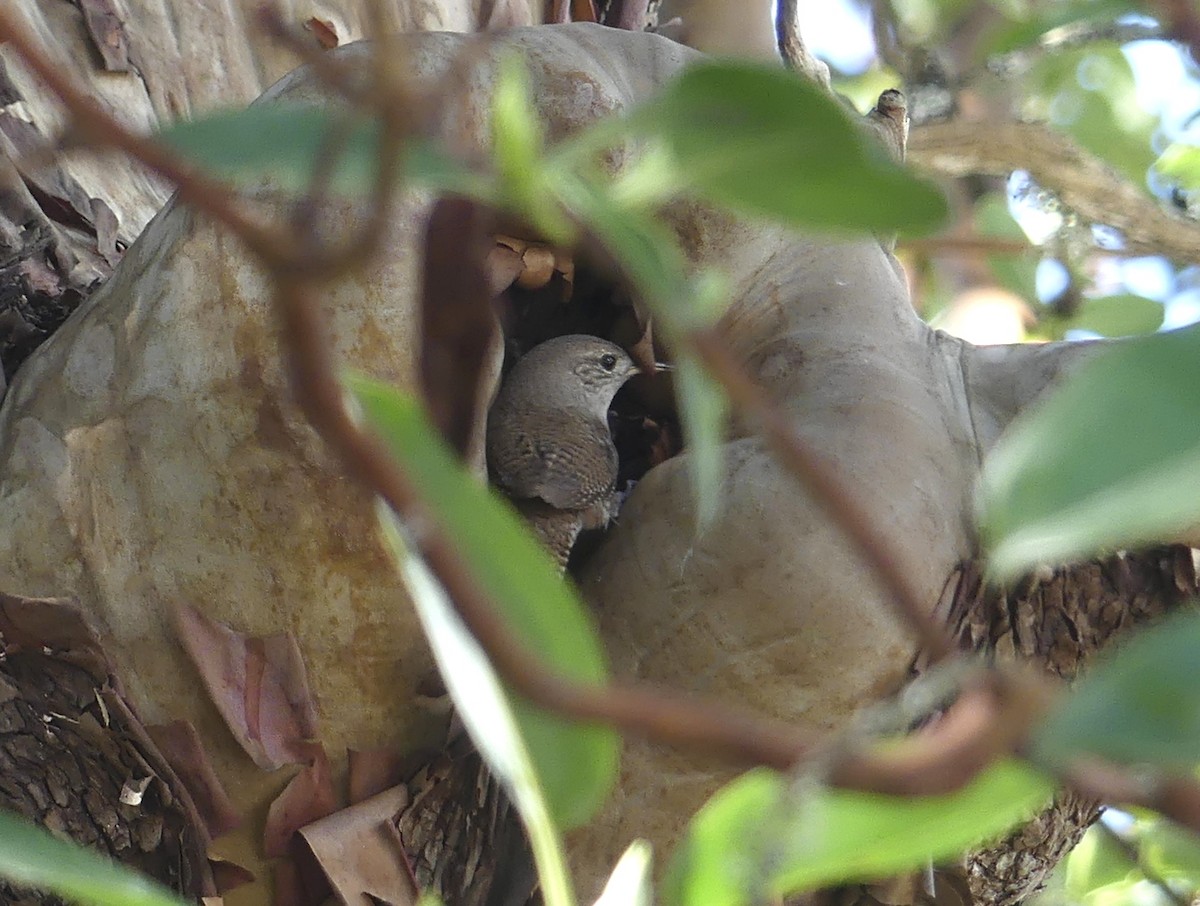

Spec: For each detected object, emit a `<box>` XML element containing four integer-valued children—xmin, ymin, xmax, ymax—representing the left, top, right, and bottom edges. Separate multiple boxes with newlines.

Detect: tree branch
<box><xmin>909</xmin><ymin>119</ymin><xmax>1200</xmax><ymax>261</ymax></box>
<box><xmin>774</xmin><ymin>0</ymin><xmax>831</xmax><ymax>88</ymax></box>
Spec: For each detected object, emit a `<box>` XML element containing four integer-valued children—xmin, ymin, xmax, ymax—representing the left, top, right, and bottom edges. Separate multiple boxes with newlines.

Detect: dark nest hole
<box><xmin>489</xmin><ymin>234</ymin><xmax>682</xmax><ymax>570</ymax></box>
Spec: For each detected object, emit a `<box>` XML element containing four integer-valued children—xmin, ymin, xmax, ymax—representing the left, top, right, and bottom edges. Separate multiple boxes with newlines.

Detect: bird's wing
<box><xmin>488</xmin><ymin>408</ymin><xmax>618</xmax><ymax>511</ymax></box>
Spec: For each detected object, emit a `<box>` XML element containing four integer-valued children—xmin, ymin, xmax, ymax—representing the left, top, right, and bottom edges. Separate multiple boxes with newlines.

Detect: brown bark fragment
<box><xmin>74</xmin><ymin>0</ymin><xmax>130</xmax><ymax>72</ymax></box>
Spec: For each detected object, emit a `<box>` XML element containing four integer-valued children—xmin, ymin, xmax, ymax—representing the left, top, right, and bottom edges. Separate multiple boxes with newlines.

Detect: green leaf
<box><xmin>554</xmin><ymin>177</ymin><xmax>732</xmax><ymax>526</ymax></box>
<box><xmin>662</xmin><ymin>760</ymin><xmax>1054</xmax><ymax>906</ymax></box>
<box><xmin>491</xmin><ymin>55</ymin><xmax>573</xmax><ymax>243</ymax></box>
<box><xmin>376</xmin><ymin>510</ymin><xmax>577</xmax><ymax>906</ymax></box>
<box><xmin>978</xmin><ymin>324</ymin><xmax>1200</xmax><ymax>577</ymax></box>
<box><xmin>1141</xmin><ymin>819</ymin><xmax>1200</xmax><ymax>883</ymax></box>
<box><xmin>676</xmin><ymin>352</ymin><xmax>728</xmax><ymax>528</ymax></box>
<box><xmin>1064</xmin><ymin>824</ymin><xmax>1136</xmax><ymax>899</ymax></box>
<box><xmin>1032</xmin><ymin>609</ymin><xmax>1200</xmax><ymax>770</ymax></box>
<box><xmin>1156</xmin><ymin>142</ymin><xmax>1200</xmax><ymax>193</ymax></box>
<box><xmin>619</xmin><ymin>60</ymin><xmax>947</xmax><ymax>234</ymax></box>
<box><xmin>555</xmin><ymin>174</ymin><xmax>700</xmax><ymax>326</ymax></box>
<box><xmin>345</xmin><ymin>375</ymin><xmax>618</xmax><ymax>831</ymax></box>
<box><xmin>0</xmin><ymin>811</ymin><xmax>186</xmax><ymax>906</ymax></box>
<box><xmin>1069</xmin><ymin>294</ymin><xmax>1163</xmax><ymax>337</ymax></box>
<box><xmin>491</xmin><ymin>54</ymin><xmax>544</xmax><ymax>192</ymax></box>
<box><xmin>156</xmin><ymin>104</ymin><xmax>485</xmax><ymax>197</ymax></box>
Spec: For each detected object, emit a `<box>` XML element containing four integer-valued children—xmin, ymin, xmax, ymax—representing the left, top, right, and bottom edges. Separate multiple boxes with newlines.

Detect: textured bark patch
<box><xmin>0</xmin><ymin>593</ymin><xmax>210</xmax><ymax>902</ymax></box>
<box><xmin>945</xmin><ymin>547</ymin><xmax>1198</xmax><ymax>906</ymax></box>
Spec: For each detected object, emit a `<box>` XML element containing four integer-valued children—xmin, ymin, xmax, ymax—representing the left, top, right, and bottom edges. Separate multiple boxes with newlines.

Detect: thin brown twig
<box><xmin>274</xmin><ymin>277</ymin><xmax>811</xmax><ymax>770</ymax></box>
<box><xmin>899</xmin><ymin>235</ymin><xmax>1032</xmax><ymax>256</ymax></box>
<box><xmin>687</xmin><ymin>328</ymin><xmax>956</xmax><ymax>664</ymax></box>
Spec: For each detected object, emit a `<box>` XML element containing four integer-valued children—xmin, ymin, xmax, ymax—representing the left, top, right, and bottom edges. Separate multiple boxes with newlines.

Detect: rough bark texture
<box><xmin>0</xmin><ymin>594</ymin><xmax>211</xmax><ymax>903</ymax></box>
<box><xmin>396</xmin><ymin>728</ymin><xmax>534</xmax><ymax>906</ymax></box>
<box><xmin>945</xmin><ymin>548</ymin><xmax>1199</xmax><ymax>904</ymax></box>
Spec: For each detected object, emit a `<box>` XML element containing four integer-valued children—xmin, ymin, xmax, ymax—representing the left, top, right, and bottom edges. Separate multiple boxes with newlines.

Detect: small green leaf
<box><xmin>676</xmin><ymin>353</ymin><xmax>728</xmax><ymax>528</ymax></box>
<box><xmin>0</xmin><ymin>811</ymin><xmax>186</xmax><ymax>906</ymax></box>
<box><xmin>555</xmin><ymin>177</ymin><xmax>732</xmax><ymax>526</ymax></box>
<box><xmin>492</xmin><ymin>55</ymin><xmax>543</xmax><ymax>185</ymax></box>
<box><xmin>663</xmin><ymin>760</ymin><xmax>1054</xmax><ymax>906</ymax></box>
<box><xmin>491</xmin><ymin>56</ymin><xmax>572</xmax><ymax>242</ymax></box>
<box><xmin>556</xmin><ymin>174</ymin><xmax>699</xmax><ymax>325</ymax></box>
<box><xmin>346</xmin><ymin>375</ymin><xmax>618</xmax><ymax>831</ymax></box>
<box><xmin>1032</xmin><ymin>609</ymin><xmax>1200</xmax><ymax>770</ymax></box>
<box><xmin>1070</xmin><ymin>294</ymin><xmax>1163</xmax><ymax>337</ymax></box>
<box><xmin>620</xmin><ymin>61</ymin><xmax>947</xmax><ymax>234</ymax></box>
<box><xmin>156</xmin><ymin>104</ymin><xmax>485</xmax><ymax>197</ymax></box>
<box><xmin>978</xmin><ymin>324</ymin><xmax>1200</xmax><ymax>578</ymax></box>
<box><xmin>1156</xmin><ymin>142</ymin><xmax>1200</xmax><ymax>193</ymax></box>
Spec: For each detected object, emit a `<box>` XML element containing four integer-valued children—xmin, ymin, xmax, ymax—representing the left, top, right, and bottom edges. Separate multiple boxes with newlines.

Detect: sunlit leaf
<box><xmin>157</xmin><ymin>104</ymin><xmax>486</xmax><ymax>197</ymax></box>
<box><xmin>1064</xmin><ymin>823</ymin><xmax>1136</xmax><ymax>899</ymax></box>
<box><xmin>1141</xmin><ymin>818</ymin><xmax>1200</xmax><ymax>883</ymax></box>
<box><xmin>1156</xmin><ymin>142</ymin><xmax>1200</xmax><ymax>193</ymax></box>
<box><xmin>346</xmin><ymin>375</ymin><xmax>618</xmax><ymax>831</ymax></box>
<box><xmin>1032</xmin><ymin>609</ymin><xmax>1200</xmax><ymax>770</ymax></box>
<box><xmin>676</xmin><ymin>352</ymin><xmax>728</xmax><ymax>528</ymax></box>
<box><xmin>491</xmin><ymin>56</ymin><xmax>572</xmax><ymax>242</ymax></box>
<box><xmin>662</xmin><ymin>760</ymin><xmax>1054</xmax><ymax>906</ymax></box>
<box><xmin>1070</xmin><ymin>293</ymin><xmax>1163</xmax><ymax>337</ymax></box>
<box><xmin>979</xmin><ymin>324</ymin><xmax>1200</xmax><ymax>577</ymax></box>
<box><xmin>618</xmin><ymin>61</ymin><xmax>947</xmax><ymax>234</ymax></box>
<box><xmin>0</xmin><ymin>811</ymin><xmax>186</xmax><ymax>906</ymax></box>
<box><xmin>375</xmin><ymin>512</ymin><xmax>576</xmax><ymax>906</ymax></box>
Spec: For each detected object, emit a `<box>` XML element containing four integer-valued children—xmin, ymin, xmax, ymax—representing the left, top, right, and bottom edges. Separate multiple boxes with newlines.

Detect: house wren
<box><xmin>487</xmin><ymin>334</ymin><xmax>642</xmax><ymax>571</ymax></box>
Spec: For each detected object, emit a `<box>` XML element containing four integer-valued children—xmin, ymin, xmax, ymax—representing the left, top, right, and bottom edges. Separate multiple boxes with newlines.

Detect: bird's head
<box><xmin>506</xmin><ymin>334</ymin><xmax>641</xmax><ymax>415</ymax></box>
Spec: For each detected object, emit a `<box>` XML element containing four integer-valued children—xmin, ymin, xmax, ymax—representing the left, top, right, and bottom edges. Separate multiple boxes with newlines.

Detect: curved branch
<box><xmin>774</xmin><ymin>0</ymin><xmax>831</xmax><ymax>88</ymax></box>
<box><xmin>908</xmin><ymin>119</ymin><xmax>1200</xmax><ymax>261</ymax></box>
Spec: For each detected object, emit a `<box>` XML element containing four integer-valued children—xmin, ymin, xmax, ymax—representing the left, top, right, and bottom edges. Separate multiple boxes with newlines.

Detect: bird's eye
<box><xmin>600</xmin><ymin>353</ymin><xmax>617</xmax><ymax>371</ymax></box>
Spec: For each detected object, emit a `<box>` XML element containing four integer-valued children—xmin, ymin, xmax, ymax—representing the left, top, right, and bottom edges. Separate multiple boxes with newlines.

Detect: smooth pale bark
<box><xmin>0</xmin><ymin>19</ymin><xmax>1091</xmax><ymax>900</ymax></box>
